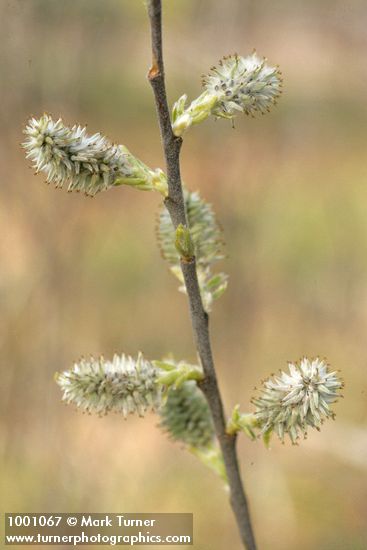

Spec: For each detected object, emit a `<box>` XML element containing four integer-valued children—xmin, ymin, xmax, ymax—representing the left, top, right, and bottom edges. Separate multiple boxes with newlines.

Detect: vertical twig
<box><xmin>147</xmin><ymin>1</ymin><xmax>257</xmax><ymax>548</ymax></box>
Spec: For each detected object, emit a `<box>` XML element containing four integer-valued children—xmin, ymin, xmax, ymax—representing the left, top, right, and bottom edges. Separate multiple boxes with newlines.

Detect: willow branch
<box><xmin>146</xmin><ymin>1</ymin><xmax>257</xmax><ymax>548</ymax></box>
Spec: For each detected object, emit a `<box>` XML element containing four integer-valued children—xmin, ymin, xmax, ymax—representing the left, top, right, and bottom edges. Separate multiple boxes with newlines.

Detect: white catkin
<box><xmin>203</xmin><ymin>52</ymin><xmax>282</xmax><ymax>119</ymax></box>
<box><xmin>172</xmin><ymin>52</ymin><xmax>282</xmax><ymax>136</ymax></box>
<box><xmin>252</xmin><ymin>358</ymin><xmax>344</xmax><ymax>444</ymax></box>
<box><xmin>23</xmin><ymin>114</ymin><xmax>167</xmax><ymax>196</ymax></box>
<box><xmin>56</xmin><ymin>353</ymin><xmax>162</xmax><ymax>417</ymax></box>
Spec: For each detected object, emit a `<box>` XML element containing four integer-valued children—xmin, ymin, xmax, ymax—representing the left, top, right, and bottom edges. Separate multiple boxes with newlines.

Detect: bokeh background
<box><xmin>1</xmin><ymin>1</ymin><xmax>367</xmax><ymax>548</ymax></box>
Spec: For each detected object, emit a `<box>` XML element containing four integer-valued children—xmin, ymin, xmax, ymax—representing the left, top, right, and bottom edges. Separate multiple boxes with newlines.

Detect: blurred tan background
<box><xmin>1</xmin><ymin>1</ymin><xmax>367</xmax><ymax>548</ymax></box>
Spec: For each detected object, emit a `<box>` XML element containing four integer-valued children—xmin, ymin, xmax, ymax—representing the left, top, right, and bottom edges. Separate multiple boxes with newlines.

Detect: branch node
<box><xmin>148</xmin><ymin>62</ymin><xmax>160</xmax><ymax>80</ymax></box>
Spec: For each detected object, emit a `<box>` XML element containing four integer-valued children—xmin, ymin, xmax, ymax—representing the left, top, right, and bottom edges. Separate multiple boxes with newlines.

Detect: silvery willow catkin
<box><xmin>157</xmin><ymin>189</ymin><xmax>228</xmax><ymax>312</ymax></box>
<box><xmin>172</xmin><ymin>52</ymin><xmax>282</xmax><ymax>136</ymax></box>
<box><xmin>252</xmin><ymin>358</ymin><xmax>344</xmax><ymax>444</ymax></box>
<box><xmin>159</xmin><ymin>381</ymin><xmax>215</xmax><ymax>449</ymax></box>
<box><xmin>23</xmin><ymin>114</ymin><xmax>167</xmax><ymax>196</ymax></box>
<box><xmin>55</xmin><ymin>353</ymin><xmax>162</xmax><ymax>417</ymax></box>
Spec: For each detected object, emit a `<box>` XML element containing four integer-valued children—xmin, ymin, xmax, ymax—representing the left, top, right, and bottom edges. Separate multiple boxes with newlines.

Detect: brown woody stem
<box><xmin>147</xmin><ymin>2</ymin><xmax>257</xmax><ymax>548</ymax></box>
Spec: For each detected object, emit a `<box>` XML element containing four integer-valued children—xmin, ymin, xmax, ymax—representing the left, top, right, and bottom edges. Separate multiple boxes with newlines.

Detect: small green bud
<box><xmin>172</xmin><ymin>92</ymin><xmax>218</xmax><ymax>137</ymax></box>
<box><xmin>175</xmin><ymin>224</ymin><xmax>195</xmax><ymax>261</ymax></box>
<box><xmin>227</xmin><ymin>405</ymin><xmax>258</xmax><ymax>440</ymax></box>
<box><xmin>153</xmin><ymin>358</ymin><xmax>204</xmax><ymax>389</ymax></box>
<box><xmin>157</xmin><ymin>189</ymin><xmax>228</xmax><ymax>312</ymax></box>
<box><xmin>172</xmin><ymin>94</ymin><xmax>188</xmax><ymax>123</ymax></box>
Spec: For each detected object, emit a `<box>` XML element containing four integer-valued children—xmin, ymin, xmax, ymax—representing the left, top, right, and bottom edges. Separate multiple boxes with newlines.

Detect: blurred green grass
<box><xmin>1</xmin><ymin>1</ymin><xmax>367</xmax><ymax>548</ymax></box>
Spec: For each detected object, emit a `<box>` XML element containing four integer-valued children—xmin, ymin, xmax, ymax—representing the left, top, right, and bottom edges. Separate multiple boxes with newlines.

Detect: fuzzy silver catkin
<box><xmin>23</xmin><ymin>114</ymin><xmax>167</xmax><ymax>196</ymax></box>
<box><xmin>172</xmin><ymin>52</ymin><xmax>282</xmax><ymax>136</ymax></box>
<box><xmin>159</xmin><ymin>381</ymin><xmax>215</xmax><ymax>449</ymax></box>
<box><xmin>56</xmin><ymin>353</ymin><xmax>162</xmax><ymax>417</ymax></box>
<box><xmin>252</xmin><ymin>358</ymin><xmax>344</xmax><ymax>444</ymax></box>
<box><xmin>203</xmin><ymin>52</ymin><xmax>282</xmax><ymax>119</ymax></box>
